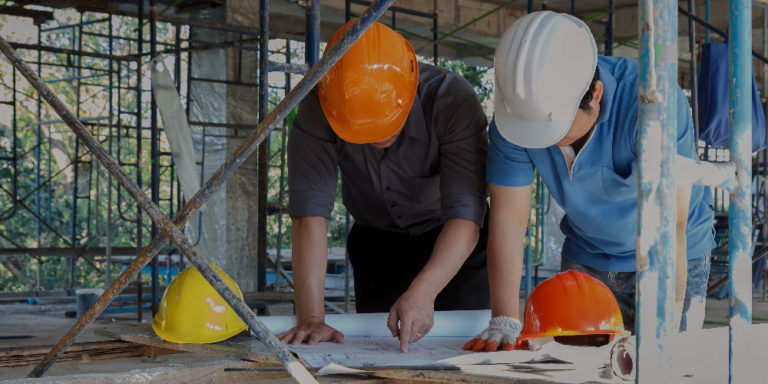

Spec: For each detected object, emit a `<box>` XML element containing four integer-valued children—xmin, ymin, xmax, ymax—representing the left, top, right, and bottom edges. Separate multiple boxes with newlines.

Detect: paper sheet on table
<box><xmin>259</xmin><ymin>309</ymin><xmax>491</xmax><ymax>337</ymax></box>
<box><xmin>287</xmin><ymin>337</ymin><xmax>472</xmax><ymax>368</ymax></box>
<box><xmin>441</xmin><ymin>339</ymin><xmax>615</xmax><ymax>369</ymax></box>
<box><xmin>301</xmin><ymin>337</ymin><xmax>622</xmax><ymax>383</ymax></box>
<box><xmin>288</xmin><ymin>336</ymin><xmax>612</xmax><ymax>369</ymax></box>
<box><xmin>315</xmin><ymin>363</ymin><xmax>367</xmax><ymax>376</ymax></box>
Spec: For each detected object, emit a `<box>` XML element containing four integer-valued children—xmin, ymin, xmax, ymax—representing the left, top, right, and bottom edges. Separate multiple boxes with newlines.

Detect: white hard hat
<box><xmin>494</xmin><ymin>11</ymin><xmax>597</xmax><ymax>148</ymax></box>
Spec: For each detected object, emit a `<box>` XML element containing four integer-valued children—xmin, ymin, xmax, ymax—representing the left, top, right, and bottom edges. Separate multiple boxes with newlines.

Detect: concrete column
<box><xmin>185</xmin><ymin>7</ymin><xmax>234</xmax><ymax>281</ymax></box>
<box><xmin>224</xmin><ymin>0</ymin><xmax>261</xmax><ymax>293</ymax></box>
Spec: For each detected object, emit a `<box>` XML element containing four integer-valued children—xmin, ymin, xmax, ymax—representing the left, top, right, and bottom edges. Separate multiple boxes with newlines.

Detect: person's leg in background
<box><xmin>680</xmin><ymin>251</ymin><xmax>712</xmax><ymax>331</ymax></box>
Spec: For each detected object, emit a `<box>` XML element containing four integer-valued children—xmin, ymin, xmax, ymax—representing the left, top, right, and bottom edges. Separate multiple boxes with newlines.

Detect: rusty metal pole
<box><xmin>4</xmin><ymin>0</ymin><xmax>395</xmax><ymax>379</ymax></box>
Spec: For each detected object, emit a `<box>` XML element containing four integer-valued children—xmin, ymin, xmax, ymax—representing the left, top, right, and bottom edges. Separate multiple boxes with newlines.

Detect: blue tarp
<box><xmin>697</xmin><ymin>42</ymin><xmax>766</xmax><ymax>152</ymax></box>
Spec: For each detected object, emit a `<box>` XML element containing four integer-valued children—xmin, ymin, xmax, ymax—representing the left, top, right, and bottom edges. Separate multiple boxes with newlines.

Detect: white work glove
<box><xmin>463</xmin><ymin>316</ymin><xmax>523</xmax><ymax>352</ymax></box>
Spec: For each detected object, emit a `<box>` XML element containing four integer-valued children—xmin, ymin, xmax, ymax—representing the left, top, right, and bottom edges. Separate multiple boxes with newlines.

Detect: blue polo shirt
<box><xmin>487</xmin><ymin>56</ymin><xmax>715</xmax><ymax>272</ymax></box>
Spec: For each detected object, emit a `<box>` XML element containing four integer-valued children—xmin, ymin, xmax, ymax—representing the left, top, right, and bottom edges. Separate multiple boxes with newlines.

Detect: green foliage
<box><xmin>437</xmin><ymin>57</ymin><xmax>494</xmax><ymax>112</ymax></box>
<box><xmin>0</xmin><ymin>12</ymin><xmax>172</xmax><ymax>291</ymax></box>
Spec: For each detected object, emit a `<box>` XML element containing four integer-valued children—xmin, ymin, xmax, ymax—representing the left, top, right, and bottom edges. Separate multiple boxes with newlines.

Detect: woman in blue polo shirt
<box><xmin>464</xmin><ymin>11</ymin><xmax>715</xmax><ymax>352</ymax></box>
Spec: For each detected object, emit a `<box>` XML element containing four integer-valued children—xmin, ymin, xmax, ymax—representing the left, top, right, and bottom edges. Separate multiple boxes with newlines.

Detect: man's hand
<box><xmin>463</xmin><ymin>316</ymin><xmax>522</xmax><ymax>352</ymax></box>
<box><xmin>387</xmin><ymin>289</ymin><xmax>435</xmax><ymax>353</ymax></box>
<box><xmin>277</xmin><ymin>321</ymin><xmax>345</xmax><ymax>345</ymax></box>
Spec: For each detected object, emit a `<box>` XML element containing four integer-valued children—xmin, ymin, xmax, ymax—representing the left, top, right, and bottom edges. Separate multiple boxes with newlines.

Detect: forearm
<box><xmin>488</xmin><ymin>238</ymin><xmax>524</xmax><ymax>319</ymax></box>
<box><xmin>408</xmin><ymin>218</ymin><xmax>480</xmax><ymax>300</ymax></box>
<box><xmin>291</xmin><ymin>216</ymin><xmax>328</xmax><ymax>323</ymax></box>
<box><xmin>487</xmin><ymin>184</ymin><xmax>532</xmax><ymax>319</ymax></box>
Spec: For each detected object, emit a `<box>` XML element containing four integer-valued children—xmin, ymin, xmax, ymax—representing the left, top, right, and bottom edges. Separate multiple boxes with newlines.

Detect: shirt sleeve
<box><xmin>433</xmin><ymin>75</ymin><xmax>488</xmax><ymax>225</ymax></box>
<box><xmin>486</xmin><ymin>119</ymin><xmax>535</xmax><ymax>187</ymax></box>
<box><xmin>676</xmin><ymin>86</ymin><xmax>699</xmax><ymax>159</ymax></box>
<box><xmin>287</xmin><ymin>88</ymin><xmax>338</xmax><ymax>218</ymax></box>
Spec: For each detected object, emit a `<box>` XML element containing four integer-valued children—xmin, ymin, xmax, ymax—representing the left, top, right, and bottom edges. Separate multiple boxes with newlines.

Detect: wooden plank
<box><xmin>12</xmin><ymin>360</ymin><xmax>291</xmax><ymax>384</ymax></box>
<box><xmin>0</xmin><ymin>340</ymin><xmax>179</xmax><ymax>367</ymax></box>
<box><xmin>368</xmin><ymin>369</ymin><xmax>566</xmax><ymax>384</ymax></box>
<box><xmin>94</xmin><ymin>327</ymin><xmax>280</xmax><ymax>365</ymax></box>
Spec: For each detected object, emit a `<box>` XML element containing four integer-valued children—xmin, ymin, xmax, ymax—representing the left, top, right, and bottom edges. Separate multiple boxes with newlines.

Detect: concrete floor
<box><xmin>1</xmin><ymin>297</ymin><xmax>768</xmax><ymax>382</ymax></box>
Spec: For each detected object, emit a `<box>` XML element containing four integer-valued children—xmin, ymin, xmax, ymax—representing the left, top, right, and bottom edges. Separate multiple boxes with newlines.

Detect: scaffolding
<box><xmin>0</xmin><ymin>2</ymin><xmax>316</xmax><ymax>308</ymax></box>
<box><xmin>0</xmin><ymin>0</ymin><xmax>554</xmax><ymax>311</ymax></box>
<box><xmin>0</xmin><ymin>0</ymin><xmax>763</xmax><ymax>382</ymax></box>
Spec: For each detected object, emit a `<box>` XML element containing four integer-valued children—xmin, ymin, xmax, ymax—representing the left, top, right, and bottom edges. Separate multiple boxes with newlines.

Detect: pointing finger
<box><xmin>399</xmin><ymin>318</ymin><xmax>412</xmax><ymax>353</ymax></box>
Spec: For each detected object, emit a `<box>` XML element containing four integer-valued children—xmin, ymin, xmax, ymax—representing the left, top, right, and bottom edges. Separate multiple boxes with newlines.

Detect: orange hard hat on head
<box><xmin>516</xmin><ymin>270</ymin><xmax>628</xmax><ymax>349</ymax></box>
<box><xmin>319</xmin><ymin>19</ymin><xmax>419</xmax><ymax>144</ymax></box>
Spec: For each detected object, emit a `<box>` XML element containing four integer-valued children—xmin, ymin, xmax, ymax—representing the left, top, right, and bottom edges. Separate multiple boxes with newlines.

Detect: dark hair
<box><xmin>578</xmin><ymin>66</ymin><xmax>600</xmax><ymax>111</ymax></box>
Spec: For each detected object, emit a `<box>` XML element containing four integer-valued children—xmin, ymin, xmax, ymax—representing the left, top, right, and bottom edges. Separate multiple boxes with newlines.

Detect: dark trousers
<box><xmin>561</xmin><ymin>252</ymin><xmax>712</xmax><ymax>333</ymax></box>
<box><xmin>346</xmin><ymin>219</ymin><xmax>490</xmax><ymax>313</ymax></box>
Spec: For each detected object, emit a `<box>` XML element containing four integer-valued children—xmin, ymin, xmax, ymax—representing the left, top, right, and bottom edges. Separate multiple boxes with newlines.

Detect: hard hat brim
<box><xmin>515</xmin><ymin>328</ymin><xmax>630</xmax><ymax>349</ymax></box>
<box><xmin>323</xmin><ymin>93</ymin><xmax>415</xmax><ymax>144</ymax></box>
<box><xmin>494</xmin><ymin>93</ymin><xmax>573</xmax><ymax>149</ymax></box>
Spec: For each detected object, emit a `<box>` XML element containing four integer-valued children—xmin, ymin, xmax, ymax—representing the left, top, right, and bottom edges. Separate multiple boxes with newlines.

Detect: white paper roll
<box><xmin>259</xmin><ymin>309</ymin><xmax>491</xmax><ymax>337</ymax></box>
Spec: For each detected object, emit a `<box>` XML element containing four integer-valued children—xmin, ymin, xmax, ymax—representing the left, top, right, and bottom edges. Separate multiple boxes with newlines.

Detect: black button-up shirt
<box><xmin>288</xmin><ymin>63</ymin><xmax>488</xmax><ymax>235</ymax></box>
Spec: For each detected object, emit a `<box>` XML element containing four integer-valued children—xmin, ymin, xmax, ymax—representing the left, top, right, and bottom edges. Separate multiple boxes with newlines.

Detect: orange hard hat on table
<box><xmin>319</xmin><ymin>19</ymin><xmax>419</xmax><ymax>144</ymax></box>
<box><xmin>516</xmin><ymin>270</ymin><xmax>628</xmax><ymax>349</ymax></box>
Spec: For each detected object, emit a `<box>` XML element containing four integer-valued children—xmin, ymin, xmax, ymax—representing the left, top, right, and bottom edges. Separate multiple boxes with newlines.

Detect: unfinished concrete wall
<box><xmin>185</xmin><ymin>5</ymin><xmax>260</xmax><ymax>292</ymax></box>
<box><xmin>224</xmin><ymin>0</ymin><xmax>261</xmax><ymax>293</ymax></box>
<box><xmin>187</xmin><ymin>8</ymin><xmax>229</xmax><ymax>272</ymax></box>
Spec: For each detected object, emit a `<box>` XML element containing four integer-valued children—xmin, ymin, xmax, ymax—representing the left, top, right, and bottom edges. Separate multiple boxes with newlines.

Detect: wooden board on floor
<box><xmin>94</xmin><ymin>326</ymin><xmax>280</xmax><ymax>365</ymax></box>
<box><xmin>0</xmin><ymin>339</ymin><xmax>179</xmax><ymax>367</ymax></box>
<box><xmin>6</xmin><ymin>359</ymin><xmax>291</xmax><ymax>384</ymax></box>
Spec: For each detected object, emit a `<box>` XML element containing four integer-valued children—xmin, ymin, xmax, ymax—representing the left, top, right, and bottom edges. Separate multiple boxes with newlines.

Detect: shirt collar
<box><xmin>596</xmin><ymin>60</ymin><xmax>617</xmax><ymax>126</ymax></box>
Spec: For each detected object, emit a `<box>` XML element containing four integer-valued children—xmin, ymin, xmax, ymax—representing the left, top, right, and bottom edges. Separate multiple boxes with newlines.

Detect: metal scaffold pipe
<box><xmin>727</xmin><ymin>0</ymin><xmax>752</xmax><ymax>382</ymax></box>
<box><xmin>0</xmin><ymin>0</ymin><xmax>396</xmax><ymax>380</ymax></box>
<box><xmin>636</xmin><ymin>0</ymin><xmax>678</xmax><ymax>381</ymax></box>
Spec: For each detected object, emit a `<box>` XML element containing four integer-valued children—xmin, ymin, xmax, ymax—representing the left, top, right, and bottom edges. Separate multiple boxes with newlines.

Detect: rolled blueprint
<box><xmin>609</xmin><ymin>336</ymin><xmax>635</xmax><ymax>381</ymax></box>
<box><xmin>258</xmin><ymin>309</ymin><xmax>492</xmax><ymax>337</ymax></box>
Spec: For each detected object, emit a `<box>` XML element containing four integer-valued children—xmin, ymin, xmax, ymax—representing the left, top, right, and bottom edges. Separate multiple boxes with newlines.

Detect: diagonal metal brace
<box><xmin>2</xmin><ymin>0</ymin><xmax>396</xmax><ymax>381</ymax></box>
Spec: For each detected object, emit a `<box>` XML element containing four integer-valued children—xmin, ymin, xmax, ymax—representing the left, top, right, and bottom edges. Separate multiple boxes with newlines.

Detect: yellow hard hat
<box><xmin>152</xmin><ymin>264</ymin><xmax>248</xmax><ymax>344</ymax></box>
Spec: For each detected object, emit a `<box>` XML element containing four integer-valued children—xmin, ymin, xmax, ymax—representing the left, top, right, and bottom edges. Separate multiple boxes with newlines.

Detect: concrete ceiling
<box><xmin>11</xmin><ymin>0</ymin><xmax>768</xmax><ymax>65</ymax></box>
